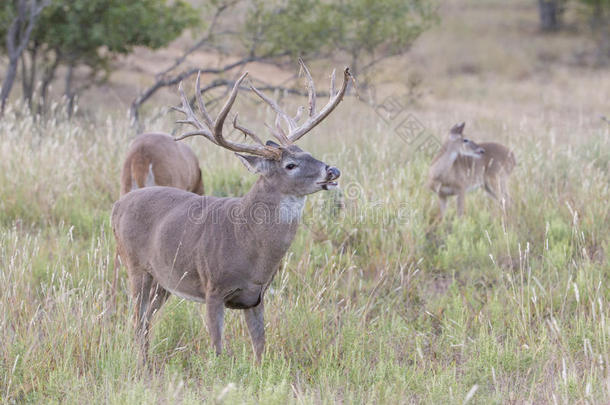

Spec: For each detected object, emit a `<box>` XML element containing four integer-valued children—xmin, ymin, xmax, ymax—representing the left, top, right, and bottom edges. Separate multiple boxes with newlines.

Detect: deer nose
<box><xmin>326</xmin><ymin>166</ymin><xmax>341</xmax><ymax>180</ymax></box>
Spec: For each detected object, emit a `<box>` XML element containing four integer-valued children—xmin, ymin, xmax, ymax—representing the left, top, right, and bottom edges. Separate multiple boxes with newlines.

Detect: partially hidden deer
<box><xmin>120</xmin><ymin>133</ymin><xmax>204</xmax><ymax>196</ymax></box>
<box><xmin>112</xmin><ymin>133</ymin><xmax>204</xmax><ymax>304</ymax></box>
<box><xmin>111</xmin><ymin>60</ymin><xmax>350</xmax><ymax>363</ymax></box>
<box><xmin>427</xmin><ymin>122</ymin><xmax>516</xmax><ymax>218</ymax></box>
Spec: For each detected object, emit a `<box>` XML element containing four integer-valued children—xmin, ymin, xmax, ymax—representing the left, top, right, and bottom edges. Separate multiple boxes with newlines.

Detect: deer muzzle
<box><xmin>319</xmin><ymin>166</ymin><xmax>341</xmax><ymax>190</ymax></box>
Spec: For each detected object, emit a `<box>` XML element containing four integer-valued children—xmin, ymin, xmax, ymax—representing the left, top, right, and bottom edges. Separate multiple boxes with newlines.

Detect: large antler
<box><xmin>173</xmin><ymin>71</ymin><xmax>282</xmax><ymax>160</ymax></box>
<box><xmin>250</xmin><ymin>58</ymin><xmax>352</xmax><ymax>144</ymax></box>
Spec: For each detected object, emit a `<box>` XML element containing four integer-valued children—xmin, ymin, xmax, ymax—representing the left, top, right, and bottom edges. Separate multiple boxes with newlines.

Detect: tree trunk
<box><xmin>591</xmin><ymin>3</ymin><xmax>610</xmax><ymax>63</ymax></box>
<box><xmin>0</xmin><ymin>62</ymin><xmax>20</xmax><ymax>113</ymax></box>
<box><xmin>21</xmin><ymin>45</ymin><xmax>38</xmax><ymax>107</ymax></box>
<box><xmin>538</xmin><ymin>0</ymin><xmax>560</xmax><ymax>31</ymax></box>
<box><xmin>0</xmin><ymin>0</ymin><xmax>48</xmax><ymax>115</ymax></box>
<box><xmin>39</xmin><ymin>50</ymin><xmax>60</xmax><ymax>113</ymax></box>
<box><xmin>65</xmin><ymin>63</ymin><xmax>75</xmax><ymax>116</ymax></box>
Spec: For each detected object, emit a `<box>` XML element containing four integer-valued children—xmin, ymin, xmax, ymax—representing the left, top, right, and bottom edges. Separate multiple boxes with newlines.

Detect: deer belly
<box><xmin>224</xmin><ymin>287</ymin><xmax>262</xmax><ymax>309</ymax></box>
<box><xmin>440</xmin><ymin>186</ymin><xmax>457</xmax><ymax>195</ymax></box>
<box><xmin>165</xmin><ymin>286</ymin><xmax>206</xmax><ymax>303</ymax></box>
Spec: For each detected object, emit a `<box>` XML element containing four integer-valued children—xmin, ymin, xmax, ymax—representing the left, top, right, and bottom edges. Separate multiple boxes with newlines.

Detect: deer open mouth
<box><xmin>318</xmin><ymin>181</ymin><xmax>338</xmax><ymax>190</ymax></box>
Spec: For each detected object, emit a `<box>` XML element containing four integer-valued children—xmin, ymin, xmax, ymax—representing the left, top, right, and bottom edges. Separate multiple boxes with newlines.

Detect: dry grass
<box><xmin>1</xmin><ymin>0</ymin><xmax>609</xmax><ymax>403</ymax></box>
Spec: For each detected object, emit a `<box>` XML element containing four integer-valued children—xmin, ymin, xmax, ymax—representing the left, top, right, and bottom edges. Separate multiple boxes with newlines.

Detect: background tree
<box><xmin>1</xmin><ymin>0</ymin><xmax>198</xmax><ymax>113</ymax></box>
<box><xmin>576</xmin><ymin>0</ymin><xmax>610</xmax><ymax>61</ymax></box>
<box><xmin>538</xmin><ymin>0</ymin><xmax>567</xmax><ymax>31</ymax></box>
<box><xmin>0</xmin><ymin>0</ymin><xmax>48</xmax><ymax>114</ymax></box>
<box><xmin>247</xmin><ymin>0</ymin><xmax>436</xmax><ymax>76</ymax></box>
<box><xmin>129</xmin><ymin>0</ymin><xmax>436</xmax><ymax>127</ymax></box>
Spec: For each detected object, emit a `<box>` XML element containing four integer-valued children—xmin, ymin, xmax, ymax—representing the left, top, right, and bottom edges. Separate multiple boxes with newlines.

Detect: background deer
<box><xmin>112</xmin><ymin>133</ymin><xmax>204</xmax><ymax>305</ymax></box>
<box><xmin>111</xmin><ymin>60</ymin><xmax>350</xmax><ymax>363</ymax></box>
<box><xmin>120</xmin><ymin>133</ymin><xmax>204</xmax><ymax>196</ymax></box>
<box><xmin>428</xmin><ymin>122</ymin><xmax>516</xmax><ymax>218</ymax></box>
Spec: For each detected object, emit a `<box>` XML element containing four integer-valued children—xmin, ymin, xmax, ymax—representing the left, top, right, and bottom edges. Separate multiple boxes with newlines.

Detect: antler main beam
<box><xmin>173</xmin><ymin>71</ymin><xmax>281</xmax><ymax>160</ymax></box>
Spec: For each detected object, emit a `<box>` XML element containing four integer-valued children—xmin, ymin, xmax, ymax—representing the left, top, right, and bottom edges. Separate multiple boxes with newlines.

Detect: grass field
<box><xmin>1</xmin><ymin>1</ymin><xmax>609</xmax><ymax>404</ymax></box>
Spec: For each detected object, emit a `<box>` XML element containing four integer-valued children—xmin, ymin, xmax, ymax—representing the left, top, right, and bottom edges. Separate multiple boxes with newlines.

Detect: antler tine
<box><xmin>250</xmin><ymin>85</ymin><xmax>297</xmax><ymax>136</ymax></box>
<box><xmin>299</xmin><ymin>58</ymin><xmax>316</xmax><ymax>117</ymax></box>
<box><xmin>173</xmin><ymin>81</ymin><xmax>216</xmax><ymax>142</ymax></box>
<box><xmin>213</xmin><ymin>72</ymin><xmax>248</xmax><ymax>137</ymax></box>
<box><xmin>265</xmin><ymin>122</ymin><xmax>290</xmax><ymax>145</ymax></box>
<box><xmin>274</xmin><ymin>113</ymin><xmax>290</xmax><ymax>142</ymax></box>
<box><xmin>287</xmin><ymin>66</ymin><xmax>351</xmax><ymax>143</ymax></box>
<box><xmin>329</xmin><ymin>69</ymin><xmax>336</xmax><ymax>99</ymax></box>
<box><xmin>195</xmin><ymin>71</ymin><xmax>213</xmax><ymax>128</ymax></box>
<box><xmin>232</xmin><ymin>114</ymin><xmax>265</xmax><ymax>146</ymax></box>
<box><xmin>293</xmin><ymin>106</ymin><xmax>304</xmax><ymax>123</ymax></box>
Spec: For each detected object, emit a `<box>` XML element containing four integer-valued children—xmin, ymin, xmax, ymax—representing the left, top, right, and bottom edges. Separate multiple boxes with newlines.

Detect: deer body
<box><xmin>120</xmin><ymin>133</ymin><xmax>204</xmax><ymax>196</ymax></box>
<box><xmin>112</xmin><ymin>61</ymin><xmax>350</xmax><ymax>363</ymax></box>
<box><xmin>428</xmin><ymin>123</ymin><xmax>515</xmax><ymax>217</ymax></box>
<box><xmin>113</xmin><ymin>176</ymin><xmax>309</xmax><ymax>306</ymax></box>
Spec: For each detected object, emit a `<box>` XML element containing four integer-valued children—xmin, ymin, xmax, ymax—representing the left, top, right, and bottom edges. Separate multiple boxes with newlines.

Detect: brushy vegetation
<box><xmin>0</xmin><ymin>88</ymin><xmax>608</xmax><ymax>403</ymax></box>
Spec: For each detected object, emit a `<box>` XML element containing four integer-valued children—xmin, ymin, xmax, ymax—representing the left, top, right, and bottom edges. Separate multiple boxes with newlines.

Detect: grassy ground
<box><xmin>1</xmin><ymin>0</ymin><xmax>609</xmax><ymax>404</ymax></box>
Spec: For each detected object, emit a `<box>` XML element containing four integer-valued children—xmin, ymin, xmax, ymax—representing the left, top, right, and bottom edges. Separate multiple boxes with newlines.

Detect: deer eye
<box><xmin>285</xmin><ymin>163</ymin><xmax>297</xmax><ymax>170</ymax></box>
<box><xmin>463</xmin><ymin>139</ymin><xmax>469</xmax><ymax>143</ymax></box>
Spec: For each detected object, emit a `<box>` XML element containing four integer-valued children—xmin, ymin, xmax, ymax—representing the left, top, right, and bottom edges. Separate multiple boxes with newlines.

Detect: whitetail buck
<box><xmin>111</xmin><ymin>60</ymin><xmax>350</xmax><ymax>363</ymax></box>
<box><xmin>427</xmin><ymin>122</ymin><xmax>516</xmax><ymax>218</ymax></box>
<box><xmin>112</xmin><ymin>133</ymin><xmax>204</xmax><ymax>304</ymax></box>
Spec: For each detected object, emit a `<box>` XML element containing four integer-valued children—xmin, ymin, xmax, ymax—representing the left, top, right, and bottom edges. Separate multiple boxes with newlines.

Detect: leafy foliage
<box><xmin>34</xmin><ymin>0</ymin><xmax>198</xmax><ymax>62</ymax></box>
<box><xmin>0</xmin><ymin>0</ymin><xmax>199</xmax><ymax>107</ymax></box>
<box><xmin>246</xmin><ymin>0</ymin><xmax>437</xmax><ymax>73</ymax></box>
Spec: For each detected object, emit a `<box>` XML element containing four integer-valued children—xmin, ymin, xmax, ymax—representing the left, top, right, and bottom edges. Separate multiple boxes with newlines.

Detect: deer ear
<box><xmin>265</xmin><ymin>140</ymin><xmax>280</xmax><ymax>148</ymax></box>
<box><xmin>450</xmin><ymin>122</ymin><xmax>465</xmax><ymax>135</ymax></box>
<box><xmin>235</xmin><ymin>153</ymin><xmax>269</xmax><ymax>174</ymax></box>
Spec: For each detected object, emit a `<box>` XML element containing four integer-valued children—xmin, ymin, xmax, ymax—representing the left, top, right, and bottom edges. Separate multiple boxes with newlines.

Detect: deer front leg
<box><xmin>205</xmin><ymin>295</ymin><xmax>225</xmax><ymax>356</ymax></box>
<box><xmin>456</xmin><ymin>190</ymin><xmax>465</xmax><ymax>217</ymax></box>
<box><xmin>244</xmin><ymin>301</ymin><xmax>265</xmax><ymax>364</ymax></box>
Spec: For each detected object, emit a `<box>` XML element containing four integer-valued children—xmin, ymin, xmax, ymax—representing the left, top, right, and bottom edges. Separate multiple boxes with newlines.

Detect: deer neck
<box><xmin>238</xmin><ymin>177</ymin><xmax>305</xmax><ymax>241</ymax></box>
<box><xmin>429</xmin><ymin>145</ymin><xmax>460</xmax><ymax>181</ymax></box>
<box><xmin>230</xmin><ymin>178</ymin><xmax>305</xmax><ymax>283</ymax></box>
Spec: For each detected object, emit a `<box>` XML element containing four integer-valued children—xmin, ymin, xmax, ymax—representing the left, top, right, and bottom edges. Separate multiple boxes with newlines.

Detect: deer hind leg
<box><xmin>205</xmin><ymin>294</ymin><xmax>225</xmax><ymax>356</ymax></box>
<box><xmin>485</xmin><ymin>176</ymin><xmax>510</xmax><ymax>210</ymax></box>
<box><xmin>110</xmin><ymin>251</ymin><xmax>121</xmax><ymax>312</ymax></box>
<box><xmin>244</xmin><ymin>301</ymin><xmax>265</xmax><ymax>364</ymax></box>
<box><xmin>456</xmin><ymin>190</ymin><xmax>466</xmax><ymax>217</ymax></box>
<box><xmin>498</xmin><ymin>176</ymin><xmax>511</xmax><ymax>209</ymax></box>
<box><xmin>437</xmin><ymin>195</ymin><xmax>448</xmax><ymax>220</ymax></box>
<box><xmin>129</xmin><ymin>271</ymin><xmax>168</xmax><ymax>363</ymax></box>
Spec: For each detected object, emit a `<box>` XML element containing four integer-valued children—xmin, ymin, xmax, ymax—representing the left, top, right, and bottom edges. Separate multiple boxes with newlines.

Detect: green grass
<box><xmin>0</xmin><ymin>97</ymin><xmax>607</xmax><ymax>404</ymax></box>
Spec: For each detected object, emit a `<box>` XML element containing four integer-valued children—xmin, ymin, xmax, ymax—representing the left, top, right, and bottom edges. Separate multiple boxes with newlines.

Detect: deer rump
<box><xmin>112</xmin><ymin>187</ymin><xmax>276</xmax><ymax>310</ymax></box>
<box><xmin>120</xmin><ymin>133</ymin><xmax>204</xmax><ymax>196</ymax></box>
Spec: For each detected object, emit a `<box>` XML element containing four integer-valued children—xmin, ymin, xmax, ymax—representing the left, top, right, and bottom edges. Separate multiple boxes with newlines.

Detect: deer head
<box><xmin>447</xmin><ymin>122</ymin><xmax>485</xmax><ymax>158</ymax></box>
<box><xmin>172</xmin><ymin>58</ymin><xmax>350</xmax><ymax>199</ymax></box>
